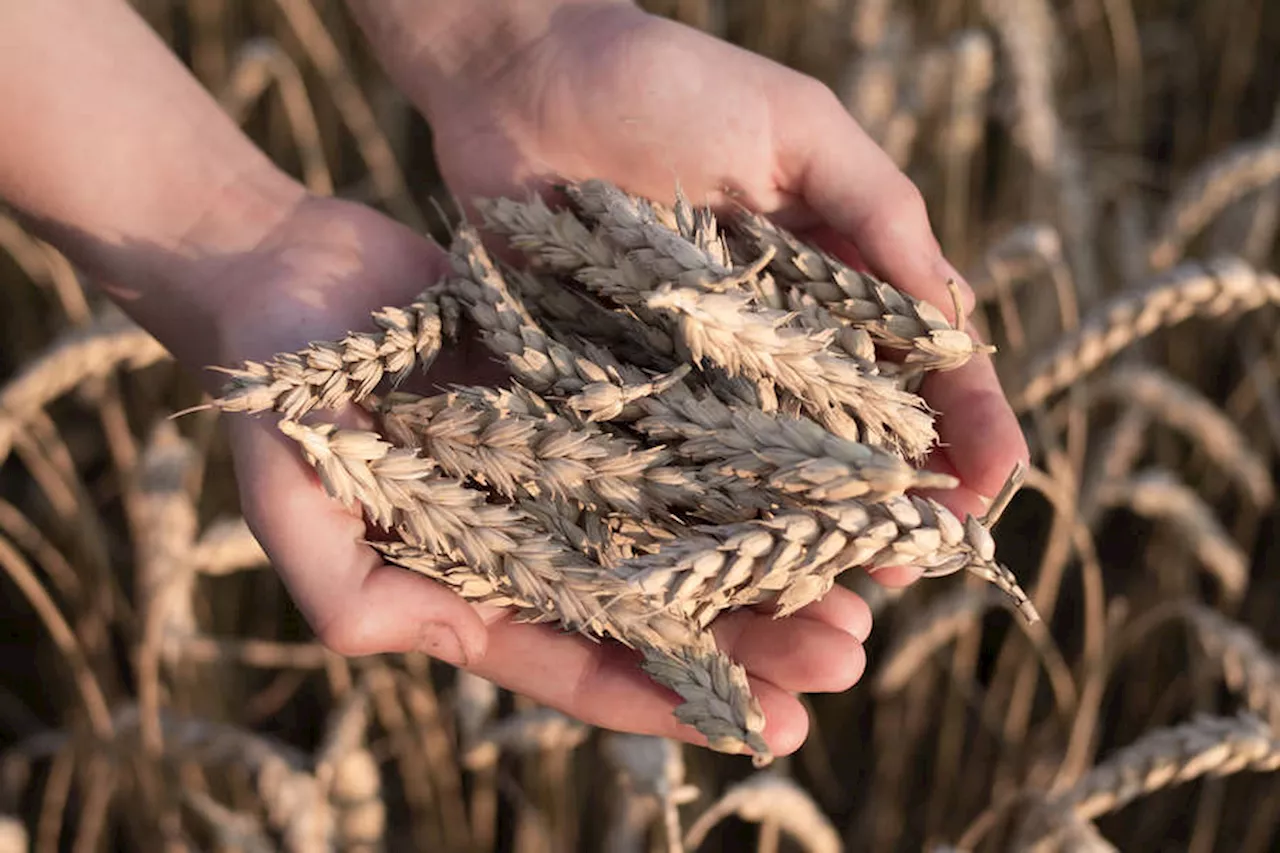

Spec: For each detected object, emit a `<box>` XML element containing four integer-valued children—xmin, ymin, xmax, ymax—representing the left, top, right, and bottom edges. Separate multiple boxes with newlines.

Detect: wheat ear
<box><xmin>1149</xmin><ymin>137</ymin><xmax>1280</xmax><ymax>270</ymax></box>
<box><xmin>1053</xmin><ymin>713</ymin><xmax>1280</xmax><ymax>822</ymax></box>
<box><xmin>212</xmin><ymin>290</ymin><xmax>443</xmax><ymax>418</ymax></box>
<box><xmin>682</xmin><ymin>772</ymin><xmax>841</xmax><ymax>853</ymax></box>
<box><xmin>477</xmin><ymin>188</ymin><xmax>939</xmax><ymax>457</ymax></box>
<box><xmin>619</xmin><ymin>494</ymin><xmax>1038</xmax><ymax>627</ymax></box>
<box><xmin>602</xmin><ymin>734</ymin><xmax>698</xmax><ymax>853</ymax></box>
<box><xmin>0</xmin><ymin>310</ymin><xmax>169</xmax><ymax>463</ymax></box>
<box><xmin>1018</xmin><ymin>257</ymin><xmax>1280</xmax><ymax>409</ymax></box>
<box><xmin>278</xmin><ymin>420</ymin><xmax>771</xmax><ymax>759</ymax></box>
<box><xmin>1096</xmin><ymin>470</ymin><xmax>1248</xmax><ymax>605</ymax></box>
<box><xmin>1182</xmin><ymin>605</ymin><xmax>1280</xmax><ymax>730</ymax></box>
<box><xmin>732</xmin><ymin>210</ymin><xmax>990</xmax><ymax>372</ymax></box>
<box><xmin>1095</xmin><ymin>367</ymin><xmax>1274</xmax><ymax>507</ymax></box>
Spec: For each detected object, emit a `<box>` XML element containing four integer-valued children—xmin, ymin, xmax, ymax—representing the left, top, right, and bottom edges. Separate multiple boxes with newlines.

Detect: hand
<box><xmin>413</xmin><ymin>5</ymin><xmax>1027</xmax><ymax>565</ymax></box>
<box><xmin>215</xmin><ymin>195</ymin><xmax>871</xmax><ymax>756</ymax></box>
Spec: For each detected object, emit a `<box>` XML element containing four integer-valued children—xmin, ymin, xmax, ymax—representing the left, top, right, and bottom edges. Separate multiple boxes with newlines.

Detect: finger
<box><xmin>867</xmin><ymin>564</ymin><xmax>922</xmax><ymax>588</ymax></box>
<box><xmin>752</xmin><ymin>585</ymin><xmax>872</xmax><ymax>642</ymax></box>
<box><xmin>472</xmin><ymin>616</ymin><xmax>811</xmax><ymax>756</ymax></box>
<box><xmin>922</xmin><ymin>352</ymin><xmax>1030</xmax><ymax>499</ymax></box>
<box><xmin>712</xmin><ymin>608</ymin><xmax>866</xmax><ymax>693</ymax></box>
<box><xmin>775</xmin><ymin>86</ymin><xmax>974</xmax><ymax>320</ymax></box>
<box><xmin>229</xmin><ymin>417</ymin><xmax>488</xmax><ymax>665</ymax></box>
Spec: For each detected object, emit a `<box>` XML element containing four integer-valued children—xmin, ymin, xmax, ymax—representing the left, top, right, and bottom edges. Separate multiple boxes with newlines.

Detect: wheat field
<box><xmin>3</xmin><ymin>1</ymin><xmax>1280</xmax><ymax>851</ymax></box>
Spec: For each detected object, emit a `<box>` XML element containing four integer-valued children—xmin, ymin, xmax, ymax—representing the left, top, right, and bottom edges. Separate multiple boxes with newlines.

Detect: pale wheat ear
<box><xmin>207</xmin><ymin>177</ymin><xmax>1036</xmax><ymax>764</ymax></box>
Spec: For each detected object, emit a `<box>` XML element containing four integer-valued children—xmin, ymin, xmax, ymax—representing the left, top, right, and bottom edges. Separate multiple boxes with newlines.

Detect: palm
<box><xmin>430</xmin><ymin>7</ymin><xmax>1017</xmax><ymax>520</ymax></box>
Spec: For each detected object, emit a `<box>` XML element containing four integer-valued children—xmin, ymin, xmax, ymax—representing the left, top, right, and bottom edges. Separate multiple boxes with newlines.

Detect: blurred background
<box><xmin>3</xmin><ymin>0</ymin><xmax>1280</xmax><ymax>850</ymax></box>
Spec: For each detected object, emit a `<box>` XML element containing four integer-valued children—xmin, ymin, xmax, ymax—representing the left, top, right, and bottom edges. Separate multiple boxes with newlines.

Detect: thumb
<box><xmin>228</xmin><ymin>416</ymin><xmax>489</xmax><ymax>665</ymax></box>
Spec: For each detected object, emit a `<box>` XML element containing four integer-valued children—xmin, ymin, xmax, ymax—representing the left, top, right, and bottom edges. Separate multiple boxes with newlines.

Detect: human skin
<box><xmin>0</xmin><ymin>0</ymin><xmax>1027</xmax><ymax>756</ymax></box>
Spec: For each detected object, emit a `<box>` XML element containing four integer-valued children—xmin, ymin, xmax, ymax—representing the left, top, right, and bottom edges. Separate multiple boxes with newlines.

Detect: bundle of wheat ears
<box><xmin>210</xmin><ymin>178</ymin><xmax>1038</xmax><ymax>766</ymax></box>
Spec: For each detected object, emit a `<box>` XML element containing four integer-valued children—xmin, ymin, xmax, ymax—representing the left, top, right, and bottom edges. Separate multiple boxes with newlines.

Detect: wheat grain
<box><xmin>1018</xmin><ymin>257</ymin><xmax>1280</xmax><ymax>409</ymax></box>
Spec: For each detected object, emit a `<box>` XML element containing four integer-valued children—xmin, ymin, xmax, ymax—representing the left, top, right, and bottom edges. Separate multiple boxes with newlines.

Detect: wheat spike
<box><xmin>381</xmin><ymin>382</ymin><xmax>953</xmax><ymax>525</ymax></box>
<box><xmin>645</xmin><ymin>282</ymin><xmax>937</xmax><ymax>457</ymax></box>
<box><xmin>462</xmin><ymin>707</ymin><xmax>591</xmax><ymax>770</ymax></box>
<box><xmin>0</xmin><ymin>309</ymin><xmax>169</xmax><ymax>463</ymax></box>
<box><xmin>479</xmin><ymin>185</ymin><xmax>940</xmax><ymax>457</ymax></box>
<box><xmin>190</xmin><ymin>517</ymin><xmax>269</xmax><ymax>575</ymax></box>
<box><xmin>640</xmin><ymin>641</ymin><xmax>770</xmax><ymax>764</ymax></box>
<box><xmin>683</xmin><ymin>772</ymin><xmax>840</xmax><ymax>853</ymax></box>
<box><xmin>1096</xmin><ymin>366</ymin><xmax>1274</xmax><ymax>507</ymax></box>
<box><xmin>564</xmin><ymin>179</ymin><xmax>749</xmax><ymax>291</ymax></box>
<box><xmin>278</xmin><ymin>419</ymin><xmax>696</xmax><ymax>649</ymax></box>
<box><xmin>278</xmin><ymin>419</ymin><xmax>771</xmax><ymax>758</ymax></box>
<box><xmin>213</xmin><ymin>290</ymin><xmax>443</xmax><ymax>418</ymax></box>
<box><xmin>1097</xmin><ymin>470</ymin><xmax>1249</xmax><ymax>604</ymax></box>
<box><xmin>875</xmin><ymin>588</ymin><xmax>1009</xmax><ymax>695</ymax></box>
<box><xmin>1182</xmin><ymin>605</ymin><xmax>1280</xmax><ymax>730</ymax></box>
<box><xmin>619</xmin><ymin>494</ymin><xmax>1037</xmax><ymax>626</ymax></box>
<box><xmin>732</xmin><ymin>210</ymin><xmax>990</xmax><ymax>372</ymax></box>
<box><xmin>602</xmin><ymin>734</ymin><xmax>698</xmax><ymax>853</ymax></box>
<box><xmin>1018</xmin><ymin>257</ymin><xmax>1280</xmax><ymax>409</ymax></box>
<box><xmin>1149</xmin><ymin>137</ymin><xmax>1280</xmax><ymax>270</ymax></box>
<box><xmin>1052</xmin><ymin>713</ymin><xmax>1280</xmax><ymax>822</ymax></box>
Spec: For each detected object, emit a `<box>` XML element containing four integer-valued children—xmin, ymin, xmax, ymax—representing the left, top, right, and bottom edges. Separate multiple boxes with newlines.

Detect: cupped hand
<box><xmin>214</xmin><ymin>194</ymin><xmax>872</xmax><ymax>756</ymax></box>
<box><xmin>421</xmin><ymin>3</ymin><xmax>1029</xmax><ymax>543</ymax></box>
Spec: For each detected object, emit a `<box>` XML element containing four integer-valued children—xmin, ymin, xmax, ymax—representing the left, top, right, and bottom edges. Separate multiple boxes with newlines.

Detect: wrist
<box><xmin>345</xmin><ymin>0</ymin><xmax>638</xmax><ymax>121</ymax></box>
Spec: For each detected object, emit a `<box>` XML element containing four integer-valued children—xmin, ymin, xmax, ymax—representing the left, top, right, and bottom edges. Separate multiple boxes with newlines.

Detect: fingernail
<box><xmin>417</xmin><ymin>621</ymin><xmax>469</xmax><ymax>667</ymax></box>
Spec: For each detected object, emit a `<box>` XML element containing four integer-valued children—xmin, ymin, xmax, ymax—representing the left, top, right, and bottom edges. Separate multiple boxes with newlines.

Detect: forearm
<box><xmin>343</xmin><ymin>0</ymin><xmax>634</xmax><ymax>120</ymax></box>
<box><xmin>0</xmin><ymin>0</ymin><xmax>303</xmax><ymax>367</ymax></box>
